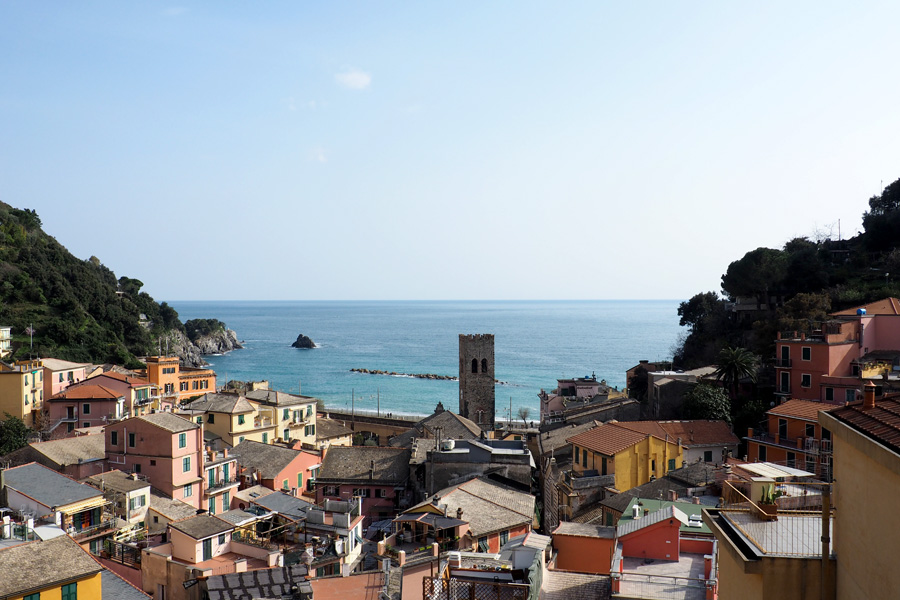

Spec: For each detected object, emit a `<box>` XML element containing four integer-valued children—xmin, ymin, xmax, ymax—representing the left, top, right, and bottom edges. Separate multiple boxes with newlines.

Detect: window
<box><xmin>601</xmin><ymin>456</ymin><xmax>607</xmax><ymax>475</ymax></box>
<box><xmin>805</xmin><ymin>423</ymin><xmax>815</xmax><ymax>438</ymax></box>
<box><xmin>667</xmin><ymin>459</ymin><xmax>675</xmax><ymax>471</ymax></box>
<box><xmin>24</xmin><ymin>375</ymin><xmax>28</xmax><ymax>385</ymax></box>
<box><xmin>802</xmin><ymin>347</ymin><xmax>811</xmax><ymax>361</ymax></box>
<box><xmin>218</xmin><ymin>533</ymin><xmax>226</xmax><ymax>544</ymax></box>
<box><xmin>183</xmin><ymin>456</ymin><xmax>191</xmax><ymax>472</ymax></box>
<box><xmin>223</xmin><ymin>491</ymin><xmax>229</xmax><ymax>508</ymax></box>
<box><xmin>845</xmin><ymin>389</ymin><xmax>856</xmax><ymax>402</ymax></box>
<box><xmin>262</xmin><ymin>433</ymin><xmax>268</xmax><ymax>444</ymax></box>
<box><xmin>239</xmin><ymin>436</ymin><xmax>245</xmax><ymax>443</ymax></box>
<box><xmin>128</xmin><ymin>432</ymin><xmax>136</xmax><ymax>448</ymax></box>
<box><xmin>180</xmin><ymin>382</ymin><xmax>188</xmax><ymax>391</ymax></box>
<box><xmin>59</xmin><ymin>372</ymin><xmax>64</xmax><ymax>382</ymax></box>
<box><xmin>582</xmin><ymin>450</ymin><xmax>587</xmax><ymax>468</ymax></box>
<box><xmin>353</xmin><ymin>488</ymin><xmax>370</xmax><ymax>497</ymax></box>
<box><xmin>376</xmin><ymin>488</ymin><xmax>386</xmax><ymax>498</ymax></box>
<box><xmin>284</xmin><ymin>429</ymin><xmax>290</xmax><ymax>441</ymax></box>
<box><xmin>25</xmin><ymin>593</ymin><xmax>40</xmax><ymax>600</ymax></box>
<box><xmin>778</xmin><ymin>419</ymin><xmax>788</xmax><ymax>439</ymax></box>
<box><xmin>499</xmin><ymin>530</ymin><xmax>509</xmax><ymax>546</ymax></box>
<box><xmin>305</xmin><ymin>424</ymin><xmax>315</xmax><ymax>436</ymax></box>
<box><xmin>208</xmin><ymin>413</ymin><xmax>215</xmax><ymax>424</ymax></box>
<box><xmin>61</xmin><ymin>583</ymin><xmax>77</xmax><ymax>600</ymax></box>
<box><xmin>192</xmin><ymin>381</ymin><xmax>199</xmax><ymax>390</ymax></box>
<box><xmin>164</xmin><ymin>383</ymin><xmax>174</xmax><ymax>394</ymax></box>
<box><xmin>283</xmin><ymin>479</ymin><xmax>289</xmax><ymax>490</ymax></box>
<box><xmin>825</xmin><ymin>387</ymin><xmax>834</xmax><ymax>401</ymax></box>
<box><xmin>478</xmin><ymin>536</ymin><xmax>489</xmax><ymax>552</ymax></box>
<box><xmin>822</xmin><ymin>428</ymin><xmax>831</xmax><ymax>441</ymax></box>
<box><xmin>111</xmin><ymin>431</ymin><xmax>118</xmax><ymax>445</ymax></box>
<box><xmin>179</xmin><ymin>433</ymin><xmax>186</xmax><ymax>448</ymax></box>
<box><xmin>83</xmin><ymin>422</ymin><xmax>89</xmax><ymax>428</ymax></box>
<box><xmin>298</xmin><ymin>473</ymin><xmax>303</xmax><ymax>488</ymax></box>
<box><xmin>651</xmin><ymin>459</ymin><xmax>656</xmax><ymax>473</ymax></box>
<box><xmin>704</xmin><ymin>450</ymin><xmax>713</xmax><ymax>462</ymax></box>
<box><xmin>150</xmin><ymin>459</ymin><xmax>156</xmax><ymax>466</ymax></box>
<box><xmin>758</xmin><ymin>445</ymin><xmax>767</xmax><ymax>461</ymax></box>
<box><xmin>201</xmin><ymin>380</ymin><xmax>209</xmax><ymax>389</ymax></box>
<box><xmin>134</xmin><ymin>463</ymin><xmax>141</xmax><ymax>473</ymax></box>
<box><xmin>82</xmin><ymin>403</ymin><xmax>91</xmax><ymax>415</ymax></box>
<box><xmin>196</xmin><ymin>416</ymin><xmax>203</xmax><ymax>424</ymax></box>
<box><xmin>575</xmin><ymin>447</ymin><xmax>579</xmax><ymax>463</ymax></box>
<box><xmin>801</xmin><ymin>374</ymin><xmax>812</xmax><ymax>388</ymax></box>
<box><xmin>238</xmin><ymin>415</ymin><xmax>245</xmax><ymax>425</ymax></box>
<box><xmin>154</xmin><ymin>516</ymin><xmax>159</xmax><ymax>523</ymax></box>
<box><xmin>787</xmin><ymin>452</ymin><xmax>796</xmax><ymax>468</ymax></box>
<box><xmin>283</xmin><ymin>409</ymin><xmax>290</xmax><ymax>421</ymax></box>
<box><xmin>481</xmin><ymin>358</ymin><xmax>488</xmax><ymax>372</ymax></box>
<box><xmin>324</xmin><ymin>485</ymin><xmax>338</xmax><ymax>496</ymax></box>
<box><xmin>306</xmin><ymin>405</ymin><xmax>313</xmax><ymax>417</ymax></box>
<box><xmin>209</xmin><ymin>498</ymin><xmax>216</xmax><ymax>515</ymax></box>
<box><xmin>184</xmin><ymin>483</ymin><xmax>193</xmax><ymax>498</ymax></box>
<box><xmin>471</xmin><ymin>359</ymin><xmax>478</xmax><ymax>373</ymax></box>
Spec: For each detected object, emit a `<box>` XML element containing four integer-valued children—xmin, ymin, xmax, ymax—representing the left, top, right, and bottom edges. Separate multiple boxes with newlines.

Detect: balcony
<box><xmin>775</xmin><ymin>384</ymin><xmax>792</xmax><ymax>396</ymax></box>
<box><xmin>71</xmin><ymin>519</ymin><xmax>117</xmax><ymax>541</ymax></box>
<box><xmin>206</xmin><ymin>477</ymin><xmax>240</xmax><ymax>492</ymax></box>
<box><xmin>774</xmin><ymin>358</ymin><xmax>793</xmax><ymax>368</ymax></box>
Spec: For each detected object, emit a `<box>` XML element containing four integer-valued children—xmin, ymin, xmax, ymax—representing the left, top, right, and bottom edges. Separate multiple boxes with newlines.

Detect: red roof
<box><xmin>656</xmin><ymin>420</ymin><xmax>739</xmax><ymax>447</ymax></box>
<box><xmin>768</xmin><ymin>399</ymin><xmax>835</xmax><ymax>422</ymax></box>
<box><xmin>567</xmin><ymin>422</ymin><xmax>650</xmax><ymax>456</ymax></box>
<box><xmin>832</xmin><ymin>297</ymin><xmax>900</xmax><ymax>316</ymax></box>
<box><xmin>85</xmin><ymin>371</ymin><xmax>150</xmax><ymax>387</ymax></box>
<box><xmin>829</xmin><ymin>395</ymin><xmax>900</xmax><ymax>454</ymax></box>
<box><xmin>49</xmin><ymin>384</ymin><xmax>121</xmax><ymax>401</ymax></box>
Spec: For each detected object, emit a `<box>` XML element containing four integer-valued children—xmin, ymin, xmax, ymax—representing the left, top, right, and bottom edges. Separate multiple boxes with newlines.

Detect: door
<box><xmin>780</xmin><ymin>345</ymin><xmax>790</xmax><ymax>365</ymax></box>
<box><xmin>202</xmin><ymin>538</ymin><xmax>212</xmax><ymax>561</ymax></box>
<box><xmin>780</xmin><ymin>372</ymin><xmax>790</xmax><ymax>393</ymax></box>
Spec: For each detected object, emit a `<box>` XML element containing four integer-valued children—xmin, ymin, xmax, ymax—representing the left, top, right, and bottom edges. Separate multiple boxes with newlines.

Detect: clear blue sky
<box><xmin>2</xmin><ymin>2</ymin><xmax>900</xmax><ymax>301</ymax></box>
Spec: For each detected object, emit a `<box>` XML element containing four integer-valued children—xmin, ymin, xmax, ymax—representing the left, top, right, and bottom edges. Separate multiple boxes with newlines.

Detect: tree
<box><xmin>720</xmin><ymin>248</ymin><xmax>787</xmax><ymax>303</ymax></box>
<box><xmin>677</xmin><ymin>292</ymin><xmax>722</xmax><ymax>331</ymax></box>
<box><xmin>777</xmin><ymin>292</ymin><xmax>832</xmax><ymax>334</ymax></box>
<box><xmin>682</xmin><ymin>384</ymin><xmax>732</xmax><ymax>425</ymax></box>
<box><xmin>0</xmin><ymin>414</ymin><xmax>31</xmax><ymax>455</ymax></box>
<box><xmin>517</xmin><ymin>406</ymin><xmax>531</xmax><ymax>425</ymax></box>
<box><xmin>714</xmin><ymin>346</ymin><xmax>759</xmax><ymax>400</ymax></box>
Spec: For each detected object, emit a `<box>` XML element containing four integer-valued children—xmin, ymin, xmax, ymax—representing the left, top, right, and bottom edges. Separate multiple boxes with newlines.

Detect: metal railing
<box><xmin>72</xmin><ymin>519</ymin><xmax>116</xmax><ymax>540</ymax></box>
<box><xmin>206</xmin><ymin>477</ymin><xmax>240</xmax><ymax>491</ymax></box>
<box><xmin>774</xmin><ymin>358</ymin><xmax>793</xmax><ymax>368</ymax></box>
<box><xmin>615</xmin><ymin>573</ymin><xmax>710</xmax><ymax>600</ymax></box>
<box><xmin>423</xmin><ymin>577</ymin><xmax>529</xmax><ymax>600</ymax></box>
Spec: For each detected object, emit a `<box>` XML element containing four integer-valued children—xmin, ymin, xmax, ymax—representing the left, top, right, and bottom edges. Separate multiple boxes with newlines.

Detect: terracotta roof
<box><xmin>170</xmin><ymin>514</ymin><xmax>233</xmax><ymax>539</ymax></box>
<box><xmin>27</xmin><ymin>434</ymin><xmax>105</xmax><ymax>466</ymax></box>
<box><xmin>39</xmin><ymin>358</ymin><xmax>90</xmax><ymax>371</ymax></box>
<box><xmin>552</xmin><ymin>522</ymin><xmax>616</xmax><ymax>538</ymax></box>
<box><xmin>567</xmin><ymin>422</ymin><xmax>649</xmax><ymax>456</ymax></box>
<box><xmin>136</xmin><ymin>412</ymin><xmax>199</xmax><ymax>433</ymax></box>
<box><xmin>86</xmin><ymin>371</ymin><xmax>150</xmax><ymax>386</ymax></box>
<box><xmin>49</xmin><ymin>384</ymin><xmax>121</xmax><ymax>401</ymax></box>
<box><xmin>829</xmin><ymin>395</ymin><xmax>900</xmax><ymax>454</ymax></box>
<box><xmin>232</xmin><ymin>440</ymin><xmax>303</xmax><ymax>479</ymax></box>
<box><xmin>611</xmin><ymin>421</ymin><xmax>669</xmax><ymax>438</ymax></box>
<box><xmin>657</xmin><ymin>420</ymin><xmax>739</xmax><ymax>447</ymax></box>
<box><xmin>316</xmin><ymin>446</ymin><xmax>411</xmax><ymax>484</ymax></box>
<box><xmin>183</xmin><ymin>392</ymin><xmax>256</xmax><ymax>415</ymax></box>
<box><xmin>538</xmin><ymin>420</ymin><xmax>601</xmax><ymax>456</ymax></box>
<box><xmin>768</xmin><ymin>399</ymin><xmax>834</xmax><ymax>422</ymax></box>
<box><xmin>244</xmin><ymin>389</ymin><xmax>316</xmax><ymax>407</ymax></box>
<box><xmin>390</xmin><ymin>410</ymin><xmax>481</xmax><ymax>448</ymax></box>
<box><xmin>832</xmin><ymin>297</ymin><xmax>900</xmax><ymax>316</ymax></box>
<box><xmin>316</xmin><ymin>418</ymin><xmax>353</xmax><ymax>440</ymax></box>
<box><xmin>617</xmin><ymin>505</ymin><xmax>688</xmax><ymax>538</ymax></box>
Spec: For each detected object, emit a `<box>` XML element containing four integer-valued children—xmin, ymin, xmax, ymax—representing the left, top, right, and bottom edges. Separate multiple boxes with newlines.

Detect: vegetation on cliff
<box><xmin>0</xmin><ymin>202</ymin><xmax>218</xmax><ymax>367</ymax></box>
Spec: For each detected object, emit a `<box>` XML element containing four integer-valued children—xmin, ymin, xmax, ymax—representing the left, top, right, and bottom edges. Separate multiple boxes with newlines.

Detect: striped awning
<box><xmin>59</xmin><ymin>496</ymin><xmax>107</xmax><ymax>515</ymax></box>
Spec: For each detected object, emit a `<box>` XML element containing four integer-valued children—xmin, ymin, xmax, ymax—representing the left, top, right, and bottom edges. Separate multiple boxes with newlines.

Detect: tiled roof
<box><xmin>250</xmin><ymin>491</ymin><xmax>314</xmax><ymax>522</ymax></box>
<box><xmin>205</xmin><ymin>565</ymin><xmax>311</xmax><ymax>600</ymax></box>
<box><xmin>86</xmin><ymin>371</ymin><xmax>151</xmax><ymax>386</ymax></box>
<box><xmin>832</xmin><ymin>297</ymin><xmax>900</xmax><ymax>316</ymax></box>
<box><xmin>618</xmin><ymin>498</ymin><xmax>709</xmax><ymax>535</ymax></box>
<box><xmin>232</xmin><ymin>440</ymin><xmax>302</xmax><ymax>479</ymax></box>
<box><xmin>542</xmin><ymin>570</ymin><xmax>611</xmax><ymax>600</ymax></box>
<box><xmin>316</xmin><ymin>418</ymin><xmax>353</xmax><ymax>440</ymax></box>
<box><xmin>84</xmin><ymin>470</ymin><xmax>150</xmax><ymax>494</ymax></box>
<box><xmin>3</xmin><ymin>463</ymin><xmax>102</xmax><ymax>509</ymax></box>
<box><xmin>28</xmin><ymin>434</ymin><xmax>105</xmax><ymax>466</ymax></box>
<box><xmin>244</xmin><ymin>389</ymin><xmax>316</xmax><ymax>406</ymax></box>
<box><xmin>768</xmin><ymin>399</ymin><xmax>833</xmax><ymax>422</ymax></box>
<box><xmin>137</xmin><ymin>411</ymin><xmax>198</xmax><ymax>433</ymax></box>
<box><xmin>538</xmin><ymin>421</ymin><xmax>600</xmax><ymax>456</ymax></box>
<box><xmin>49</xmin><ymin>384</ymin><xmax>121</xmax><ymax>400</ymax></box>
<box><xmin>101</xmin><ymin>568</ymin><xmax>151</xmax><ymax>599</ymax></box>
<box><xmin>829</xmin><ymin>395</ymin><xmax>900</xmax><ymax>454</ymax></box>
<box><xmin>170</xmin><ymin>514</ymin><xmax>233</xmax><ymax>540</ymax></box>
<box><xmin>409</xmin><ymin>477</ymin><xmax>535</xmax><ymax>538</ymax></box>
<box><xmin>552</xmin><ymin>522</ymin><xmax>616</xmax><ymax>539</ymax></box>
<box><xmin>183</xmin><ymin>392</ymin><xmax>256</xmax><ymax>414</ymax></box>
<box><xmin>617</xmin><ymin>505</ymin><xmax>688</xmax><ymax>538</ymax></box>
<box><xmin>657</xmin><ymin>420</ymin><xmax>739</xmax><ymax>447</ymax></box>
<box><xmin>40</xmin><ymin>358</ymin><xmax>90</xmax><ymax>371</ymax></box>
<box><xmin>317</xmin><ymin>446</ymin><xmax>411</xmax><ymax>484</ymax></box>
<box><xmin>390</xmin><ymin>410</ymin><xmax>481</xmax><ymax>448</ymax></box>
<box><xmin>596</xmin><ymin>477</ymin><xmax>691</xmax><ymax>516</ymax></box>
<box><xmin>610</xmin><ymin>421</ymin><xmax>669</xmax><ymax>438</ymax></box>
<box><xmin>149</xmin><ymin>489</ymin><xmax>198</xmax><ymax>521</ymax></box>
<box><xmin>567</xmin><ymin>422</ymin><xmax>648</xmax><ymax>456</ymax></box>
<box><xmin>0</xmin><ymin>535</ymin><xmax>103</xmax><ymax>598</ymax></box>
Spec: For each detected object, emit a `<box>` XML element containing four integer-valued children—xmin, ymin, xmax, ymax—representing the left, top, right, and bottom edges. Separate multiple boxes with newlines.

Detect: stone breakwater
<box><xmin>350</xmin><ymin>368</ymin><xmax>508</xmax><ymax>385</ymax></box>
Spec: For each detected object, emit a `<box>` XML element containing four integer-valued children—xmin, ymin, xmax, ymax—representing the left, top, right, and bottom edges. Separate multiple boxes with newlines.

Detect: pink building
<box><xmin>44</xmin><ymin>384</ymin><xmax>125</xmax><ymax>437</ymax></box>
<box><xmin>775</xmin><ymin>298</ymin><xmax>900</xmax><ymax>403</ymax></box>
<box><xmin>202</xmin><ymin>447</ymin><xmax>239</xmax><ymax>516</ymax></box>
<box><xmin>233</xmin><ymin>440</ymin><xmax>320</xmax><ymax>498</ymax></box>
<box><xmin>538</xmin><ymin>373</ymin><xmax>610</xmax><ymax>423</ymax></box>
<box><xmin>105</xmin><ymin>412</ymin><xmax>203</xmax><ymax>508</ymax></box>
<box><xmin>41</xmin><ymin>358</ymin><xmax>89</xmax><ymax>400</ymax></box>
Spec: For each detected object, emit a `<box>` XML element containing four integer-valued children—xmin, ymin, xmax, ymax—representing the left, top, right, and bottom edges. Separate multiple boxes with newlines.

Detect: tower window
<box><xmin>481</xmin><ymin>358</ymin><xmax>488</xmax><ymax>372</ymax></box>
<box><xmin>471</xmin><ymin>359</ymin><xmax>478</xmax><ymax>373</ymax></box>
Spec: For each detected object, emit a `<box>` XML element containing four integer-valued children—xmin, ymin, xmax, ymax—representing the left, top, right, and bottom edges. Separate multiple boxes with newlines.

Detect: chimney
<box><xmin>747</xmin><ymin>427</ymin><xmax>754</xmax><ymax>438</ymax></box>
<box><xmin>864</xmin><ymin>381</ymin><xmax>876</xmax><ymax>410</ymax></box>
<box><xmin>692</xmin><ymin>497</ymin><xmax>701</xmax><ymax>505</ymax></box>
<box><xmin>457</xmin><ymin>507</ymin><xmax>463</xmax><ymax>521</ymax></box>
<box><xmin>369</xmin><ymin>460</ymin><xmax>375</xmax><ymax>480</ymax></box>
<box><xmin>668</xmin><ymin>490</ymin><xmax>677</xmax><ymax>502</ymax></box>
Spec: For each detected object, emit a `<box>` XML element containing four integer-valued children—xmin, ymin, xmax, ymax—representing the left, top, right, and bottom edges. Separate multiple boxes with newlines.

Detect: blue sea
<box><xmin>169</xmin><ymin>300</ymin><xmax>683</xmax><ymax>419</ymax></box>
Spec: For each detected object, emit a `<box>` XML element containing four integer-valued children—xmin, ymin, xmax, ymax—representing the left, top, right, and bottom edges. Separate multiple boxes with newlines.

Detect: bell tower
<box><xmin>458</xmin><ymin>334</ymin><xmax>495</xmax><ymax>431</ymax></box>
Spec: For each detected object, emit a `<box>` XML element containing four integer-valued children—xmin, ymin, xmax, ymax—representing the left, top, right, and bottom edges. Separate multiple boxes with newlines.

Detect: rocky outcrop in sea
<box><xmin>291</xmin><ymin>334</ymin><xmax>317</xmax><ymax>349</ymax></box>
<box><xmin>168</xmin><ymin>328</ymin><xmax>243</xmax><ymax>367</ymax></box>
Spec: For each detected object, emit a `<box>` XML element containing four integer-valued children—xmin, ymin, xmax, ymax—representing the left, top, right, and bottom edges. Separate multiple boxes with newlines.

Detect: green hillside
<box><xmin>0</xmin><ymin>202</ymin><xmax>184</xmax><ymax>367</ymax></box>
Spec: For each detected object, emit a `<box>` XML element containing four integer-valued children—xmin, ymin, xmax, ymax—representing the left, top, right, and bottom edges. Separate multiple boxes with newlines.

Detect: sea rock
<box><xmin>292</xmin><ymin>334</ymin><xmax>317</xmax><ymax>349</ymax></box>
<box><xmin>167</xmin><ymin>328</ymin><xmax>244</xmax><ymax>368</ymax></box>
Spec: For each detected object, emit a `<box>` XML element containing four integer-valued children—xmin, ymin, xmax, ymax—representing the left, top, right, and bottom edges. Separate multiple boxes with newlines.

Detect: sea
<box><xmin>169</xmin><ymin>300</ymin><xmax>683</xmax><ymax>420</ymax></box>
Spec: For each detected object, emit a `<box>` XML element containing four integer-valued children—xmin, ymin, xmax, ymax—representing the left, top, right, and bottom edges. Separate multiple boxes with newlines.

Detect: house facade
<box><xmin>41</xmin><ymin>357</ymin><xmax>89</xmax><ymax>400</ymax></box>
<box><xmin>105</xmin><ymin>412</ymin><xmax>204</xmax><ymax>508</ymax></box>
<box><xmin>745</xmin><ymin>399</ymin><xmax>834</xmax><ymax>480</ymax></box>
<box><xmin>144</xmin><ymin>355</ymin><xmax>216</xmax><ymax>404</ymax></box>
<box><xmin>0</xmin><ymin>358</ymin><xmax>44</xmax><ymax>428</ymax></box>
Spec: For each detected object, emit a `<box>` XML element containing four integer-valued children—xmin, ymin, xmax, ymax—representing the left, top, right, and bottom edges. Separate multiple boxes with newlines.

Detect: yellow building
<box><xmin>0</xmin><ymin>534</ymin><xmax>103</xmax><ymax>599</ymax></box>
<box><xmin>819</xmin><ymin>385</ymin><xmax>900</xmax><ymax>599</ymax></box>
<box><xmin>0</xmin><ymin>359</ymin><xmax>44</xmax><ymax>428</ymax></box>
<box><xmin>244</xmin><ymin>388</ymin><xmax>318</xmax><ymax>446</ymax></box>
<box><xmin>144</xmin><ymin>355</ymin><xmax>216</xmax><ymax>404</ymax></box>
<box><xmin>179</xmin><ymin>392</ymin><xmax>275</xmax><ymax>447</ymax></box>
<box><xmin>567</xmin><ymin>421</ymin><xmax>683</xmax><ymax>492</ymax></box>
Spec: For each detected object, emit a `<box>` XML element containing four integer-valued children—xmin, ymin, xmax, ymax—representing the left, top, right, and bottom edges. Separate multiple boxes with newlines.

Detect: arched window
<box><xmin>471</xmin><ymin>359</ymin><xmax>478</xmax><ymax>373</ymax></box>
<box><xmin>481</xmin><ymin>358</ymin><xmax>488</xmax><ymax>373</ymax></box>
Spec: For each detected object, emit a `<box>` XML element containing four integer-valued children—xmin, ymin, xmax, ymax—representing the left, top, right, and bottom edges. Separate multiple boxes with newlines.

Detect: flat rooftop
<box><xmin>620</xmin><ymin>553</ymin><xmax>707</xmax><ymax>600</ymax></box>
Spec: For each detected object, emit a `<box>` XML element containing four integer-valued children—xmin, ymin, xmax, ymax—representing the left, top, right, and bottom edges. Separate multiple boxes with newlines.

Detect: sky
<box><xmin>2</xmin><ymin>2</ymin><xmax>900</xmax><ymax>302</ymax></box>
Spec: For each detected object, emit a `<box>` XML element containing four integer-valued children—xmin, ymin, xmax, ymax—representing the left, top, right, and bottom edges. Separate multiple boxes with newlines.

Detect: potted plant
<box><xmin>758</xmin><ymin>486</ymin><xmax>778</xmax><ymax>520</ymax></box>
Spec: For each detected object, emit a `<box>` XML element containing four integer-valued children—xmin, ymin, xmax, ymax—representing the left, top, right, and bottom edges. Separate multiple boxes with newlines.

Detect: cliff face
<box><xmin>167</xmin><ymin>328</ymin><xmax>243</xmax><ymax>367</ymax></box>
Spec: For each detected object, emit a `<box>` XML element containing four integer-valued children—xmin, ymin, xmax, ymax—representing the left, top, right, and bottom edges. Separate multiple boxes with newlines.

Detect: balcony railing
<box><xmin>71</xmin><ymin>519</ymin><xmax>117</xmax><ymax>540</ymax></box>
<box><xmin>775</xmin><ymin>384</ymin><xmax>792</xmax><ymax>395</ymax></box>
<box><xmin>206</xmin><ymin>477</ymin><xmax>240</xmax><ymax>492</ymax></box>
<box><xmin>774</xmin><ymin>358</ymin><xmax>793</xmax><ymax>368</ymax></box>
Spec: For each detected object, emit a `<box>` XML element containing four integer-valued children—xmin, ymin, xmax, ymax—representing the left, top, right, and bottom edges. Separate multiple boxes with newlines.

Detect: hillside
<box><xmin>0</xmin><ymin>202</ymin><xmax>235</xmax><ymax>367</ymax></box>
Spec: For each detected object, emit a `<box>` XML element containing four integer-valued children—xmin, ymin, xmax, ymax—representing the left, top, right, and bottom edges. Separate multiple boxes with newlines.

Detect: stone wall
<box><xmin>458</xmin><ymin>334</ymin><xmax>495</xmax><ymax>431</ymax></box>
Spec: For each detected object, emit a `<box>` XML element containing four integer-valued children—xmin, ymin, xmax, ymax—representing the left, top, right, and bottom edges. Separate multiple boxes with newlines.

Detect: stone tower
<box><xmin>459</xmin><ymin>334</ymin><xmax>495</xmax><ymax>431</ymax></box>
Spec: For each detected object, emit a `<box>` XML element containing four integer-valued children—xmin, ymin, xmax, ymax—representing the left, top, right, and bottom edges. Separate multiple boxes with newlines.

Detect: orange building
<box><xmin>745</xmin><ymin>399</ymin><xmax>834</xmax><ymax>479</ymax></box>
<box><xmin>551</xmin><ymin>522</ymin><xmax>616</xmax><ymax>574</ymax></box>
<box><xmin>145</xmin><ymin>355</ymin><xmax>216</xmax><ymax>404</ymax></box>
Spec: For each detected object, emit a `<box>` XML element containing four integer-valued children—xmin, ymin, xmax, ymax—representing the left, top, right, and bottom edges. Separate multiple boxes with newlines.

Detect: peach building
<box><xmin>41</xmin><ymin>357</ymin><xmax>89</xmax><ymax>399</ymax></box>
<box><xmin>0</xmin><ymin>358</ymin><xmax>44</xmax><ymax>427</ymax></box>
<box><xmin>551</xmin><ymin>522</ymin><xmax>616</xmax><ymax>574</ymax></box>
<box><xmin>745</xmin><ymin>399</ymin><xmax>835</xmax><ymax>480</ymax></box>
<box><xmin>144</xmin><ymin>355</ymin><xmax>215</xmax><ymax>404</ymax></box>
<box><xmin>77</xmin><ymin>370</ymin><xmax>160</xmax><ymax>417</ymax></box>
<box><xmin>45</xmin><ymin>383</ymin><xmax>125</xmax><ymax>436</ymax></box>
<box><xmin>105</xmin><ymin>412</ymin><xmax>204</xmax><ymax>508</ymax></box>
